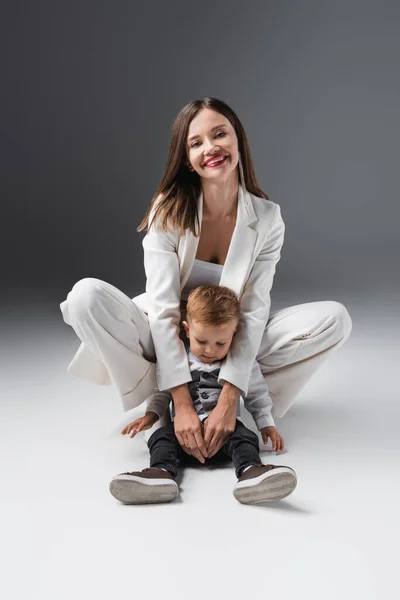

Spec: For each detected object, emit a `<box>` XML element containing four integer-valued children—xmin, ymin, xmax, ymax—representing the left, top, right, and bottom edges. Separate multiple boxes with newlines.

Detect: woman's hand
<box><xmin>261</xmin><ymin>426</ymin><xmax>284</xmax><ymax>452</ymax></box>
<box><xmin>203</xmin><ymin>382</ymin><xmax>240</xmax><ymax>457</ymax></box>
<box><xmin>171</xmin><ymin>383</ymin><xmax>208</xmax><ymax>463</ymax></box>
<box><xmin>174</xmin><ymin>407</ymin><xmax>208</xmax><ymax>463</ymax></box>
<box><xmin>121</xmin><ymin>411</ymin><xmax>159</xmax><ymax>438</ymax></box>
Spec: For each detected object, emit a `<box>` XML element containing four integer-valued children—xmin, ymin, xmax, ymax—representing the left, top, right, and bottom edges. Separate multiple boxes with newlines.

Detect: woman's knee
<box><xmin>66</xmin><ymin>278</ymin><xmax>109</xmax><ymax>322</ymax></box>
<box><xmin>326</xmin><ymin>301</ymin><xmax>352</xmax><ymax>342</ymax></box>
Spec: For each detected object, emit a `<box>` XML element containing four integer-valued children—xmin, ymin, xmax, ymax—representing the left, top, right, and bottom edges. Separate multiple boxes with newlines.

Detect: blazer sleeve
<box><xmin>218</xmin><ymin>204</ymin><xmax>285</xmax><ymax>395</ymax></box>
<box><xmin>142</xmin><ymin>217</ymin><xmax>192</xmax><ymax>391</ymax></box>
<box><xmin>243</xmin><ymin>361</ymin><xmax>275</xmax><ymax>430</ymax></box>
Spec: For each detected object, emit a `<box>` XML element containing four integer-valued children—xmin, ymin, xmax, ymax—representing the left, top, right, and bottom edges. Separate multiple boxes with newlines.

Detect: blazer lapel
<box><xmin>220</xmin><ymin>185</ymin><xmax>258</xmax><ymax>298</ymax></box>
<box><xmin>178</xmin><ymin>189</ymin><xmax>203</xmax><ymax>288</ymax></box>
<box><xmin>179</xmin><ymin>184</ymin><xmax>258</xmax><ymax>298</ymax></box>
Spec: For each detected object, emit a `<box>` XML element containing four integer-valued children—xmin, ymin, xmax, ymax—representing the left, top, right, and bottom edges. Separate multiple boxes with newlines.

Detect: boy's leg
<box><xmin>148</xmin><ymin>423</ymin><xmax>182</xmax><ymax>477</ymax></box>
<box><xmin>224</xmin><ymin>421</ymin><xmax>298</xmax><ymax>504</ymax></box>
<box><xmin>109</xmin><ymin>424</ymin><xmax>179</xmax><ymax>505</ymax></box>
<box><xmin>222</xmin><ymin>420</ymin><xmax>263</xmax><ymax>478</ymax></box>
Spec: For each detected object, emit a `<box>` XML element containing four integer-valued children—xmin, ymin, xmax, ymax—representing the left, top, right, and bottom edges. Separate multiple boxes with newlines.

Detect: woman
<box><xmin>61</xmin><ymin>97</ymin><xmax>352</xmax><ymax>464</ymax></box>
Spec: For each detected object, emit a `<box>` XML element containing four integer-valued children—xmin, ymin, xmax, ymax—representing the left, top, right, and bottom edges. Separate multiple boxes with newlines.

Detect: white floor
<box><xmin>1</xmin><ymin>298</ymin><xmax>399</xmax><ymax>600</ymax></box>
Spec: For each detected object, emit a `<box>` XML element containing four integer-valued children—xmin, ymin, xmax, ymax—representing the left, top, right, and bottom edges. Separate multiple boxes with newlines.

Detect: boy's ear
<box><xmin>182</xmin><ymin>320</ymin><xmax>190</xmax><ymax>337</ymax></box>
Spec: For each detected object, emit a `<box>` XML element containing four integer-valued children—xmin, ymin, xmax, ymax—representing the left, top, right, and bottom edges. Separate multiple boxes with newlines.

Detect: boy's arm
<box><xmin>145</xmin><ymin>390</ymin><xmax>173</xmax><ymax>419</ymax></box>
<box><xmin>243</xmin><ymin>361</ymin><xmax>275</xmax><ymax>430</ymax></box>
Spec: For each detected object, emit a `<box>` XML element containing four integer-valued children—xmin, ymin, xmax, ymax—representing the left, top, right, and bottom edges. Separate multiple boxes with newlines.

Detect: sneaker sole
<box><xmin>109</xmin><ymin>475</ymin><xmax>179</xmax><ymax>505</ymax></box>
<box><xmin>233</xmin><ymin>467</ymin><xmax>297</xmax><ymax>504</ymax></box>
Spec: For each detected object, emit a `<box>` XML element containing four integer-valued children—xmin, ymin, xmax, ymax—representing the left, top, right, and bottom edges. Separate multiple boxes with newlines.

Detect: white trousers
<box><xmin>61</xmin><ymin>278</ymin><xmax>352</xmax><ymax>419</ymax></box>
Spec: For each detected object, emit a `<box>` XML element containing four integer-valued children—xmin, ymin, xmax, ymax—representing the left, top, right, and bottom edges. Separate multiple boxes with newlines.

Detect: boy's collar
<box><xmin>187</xmin><ymin>350</ymin><xmax>222</xmax><ymax>372</ymax></box>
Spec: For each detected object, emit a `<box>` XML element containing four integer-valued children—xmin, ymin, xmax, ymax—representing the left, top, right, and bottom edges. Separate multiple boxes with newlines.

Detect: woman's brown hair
<box><xmin>137</xmin><ymin>97</ymin><xmax>269</xmax><ymax>236</ymax></box>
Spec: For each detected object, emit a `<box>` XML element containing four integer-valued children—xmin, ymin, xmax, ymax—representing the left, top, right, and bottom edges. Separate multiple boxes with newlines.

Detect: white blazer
<box><xmin>66</xmin><ymin>185</ymin><xmax>284</xmax><ymax>396</ymax></box>
<box><xmin>135</xmin><ymin>184</ymin><xmax>285</xmax><ymax>395</ymax></box>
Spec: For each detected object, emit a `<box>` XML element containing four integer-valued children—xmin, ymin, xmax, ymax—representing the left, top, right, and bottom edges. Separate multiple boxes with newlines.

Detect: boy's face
<box><xmin>182</xmin><ymin>317</ymin><xmax>238</xmax><ymax>363</ymax></box>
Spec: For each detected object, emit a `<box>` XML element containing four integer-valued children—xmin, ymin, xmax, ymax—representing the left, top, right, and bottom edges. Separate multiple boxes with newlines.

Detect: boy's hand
<box><xmin>260</xmin><ymin>426</ymin><xmax>285</xmax><ymax>452</ymax></box>
<box><xmin>121</xmin><ymin>412</ymin><xmax>159</xmax><ymax>438</ymax></box>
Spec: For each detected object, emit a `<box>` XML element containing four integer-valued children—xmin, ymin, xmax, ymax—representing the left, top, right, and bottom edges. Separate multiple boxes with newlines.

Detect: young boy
<box><xmin>109</xmin><ymin>285</ymin><xmax>297</xmax><ymax>505</ymax></box>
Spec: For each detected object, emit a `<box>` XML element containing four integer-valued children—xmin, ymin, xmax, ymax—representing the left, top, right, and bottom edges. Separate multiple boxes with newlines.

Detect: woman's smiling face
<box><xmin>186</xmin><ymin>108</ymin><xmax>239</xmax><ymax>181</ymax></box>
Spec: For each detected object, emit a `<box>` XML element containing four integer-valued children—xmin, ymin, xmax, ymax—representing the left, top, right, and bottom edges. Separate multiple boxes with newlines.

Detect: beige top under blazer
<box><xmin>66</xmin><ymin>184</ymin><xmax>285</xmax><ymax>396</ymax></box>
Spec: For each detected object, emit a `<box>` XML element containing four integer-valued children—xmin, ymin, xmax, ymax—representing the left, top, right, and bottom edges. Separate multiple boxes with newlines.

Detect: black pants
<box><xmin>147</xmin><ymin>419</ymin><xmax>262</xmax><ymax>478</ymax></box>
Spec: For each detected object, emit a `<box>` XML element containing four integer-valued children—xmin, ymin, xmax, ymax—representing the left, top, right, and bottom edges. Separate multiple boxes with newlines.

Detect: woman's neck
<box><xmin>201</xmin><ymin>173</ymin><xmax>239</xmax><ymax>219</ymax></box>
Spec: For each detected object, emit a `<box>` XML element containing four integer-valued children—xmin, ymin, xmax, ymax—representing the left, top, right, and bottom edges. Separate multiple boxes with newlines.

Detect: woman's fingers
<box><xmin>204</xmin><ymin>423</ymin><xmax>229</xmax><ymax>457</ymax></box>
<box><xmin>209</xmin><ymin>441</ymin><xmax>224</xmax><ymax>458</ymax></box>
<box><xmin>194</xmin><ymin>430</ymin><xmax>208</xmax><ymax>459</ymax></box>
<box><xmin>206</xmin><ymin>434</ymin><xmax>217</xmax><ymax>456</ymax></box>
<box><xmin>182</xmin><ymin>434</ymin><xmax>193</xmax><ymax>456</ymax></box>
<box><xmin>176</xmin><ymin>432</ymin><xmax>193</xmax><ymax>457</ymax></box>
<box><xmin>207</xmin><ymin>433</ymin><xmax>223</xmax><ymax>458</ymax></box>
<box><xmin>175</xmin><ymin>431</ymin><xmax>186</xmax><ymax>449</ymax></box>
<box><xmin>173</xmin><ymin>410</ymin><xmax>207</xmax><ymax>461</ymax></box>
<box><xmin>175</xmin><ymin>424</ymin><xmax>207</xmax><ymax>462</ymax></box>
<box><xmin>190</xmin><ymin>446</ymin><xmax>205</xmax><ymax>463</ymax></box>
<box><xmin>203</xmin><ymin>422</ymin><xmax>212</xmax><ymax>447</ymax></box>
<box><xmin>185</xmin><ymin>433</ymin><xmax>206</xmax><ymax>463</ymax></box>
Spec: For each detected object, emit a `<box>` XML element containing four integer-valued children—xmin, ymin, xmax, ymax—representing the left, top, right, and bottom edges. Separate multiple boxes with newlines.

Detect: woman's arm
<box><xmin>142</xmin><ymin>214</ymin><xmax>207</xmax><ymax>461</ymax></box>
<box><xmin>142</xmin><ymin>223</ymin><xmax>192</xmax><ymax>391</ymax></box>
<box><xmin>204</xmin><ymin>205</ymin><xmax>285</xmax><ymax>456</ymax></box>
<box><xmin>219</xmin><ymin>204</ymin><xmax>285</xmax><ymax>394</ymax></box>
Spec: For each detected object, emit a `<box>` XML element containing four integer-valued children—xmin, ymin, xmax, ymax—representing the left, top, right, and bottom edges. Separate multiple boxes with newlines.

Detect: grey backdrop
<box><xmin>2</xmin><ymin>0</ymin><xmax>399</xmax><ymax>308</ymax></box>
